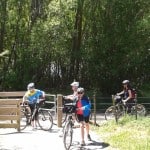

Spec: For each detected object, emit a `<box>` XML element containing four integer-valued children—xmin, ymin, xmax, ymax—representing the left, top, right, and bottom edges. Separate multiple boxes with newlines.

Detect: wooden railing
<box><xmin>0</xmin><ymin>91</ymin><xmax>25</xmax><ymax>131</ymax></box>
<box><xmin>0</xmin><ymin>99</ymin><xmax>22</xmax><ymax>131</ymax></box>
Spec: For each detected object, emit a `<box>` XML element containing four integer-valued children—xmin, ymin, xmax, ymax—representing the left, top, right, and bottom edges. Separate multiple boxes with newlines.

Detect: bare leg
<box><xmin>80</xmin><ymin>121</ymin><xmax>84</xmax><ymax>142</ymax></box>
<box><xmin>26</xmin><ymin>106</ymin><xmax>31</xmax><ymax>115</ymax></box>
<box><xmin>85</xmin><ymin>122</ymin><xmax>89</xmax><ymax>135</ymax></box>
<box><xmin>31</xmin><ymin>121</ymin><xmax>34</xmax><ymax>127</ymax></box>
<box><xmin>85</xmin><ymin>122</ymin><xmax>91</xmax><ymax>141</ymax></box>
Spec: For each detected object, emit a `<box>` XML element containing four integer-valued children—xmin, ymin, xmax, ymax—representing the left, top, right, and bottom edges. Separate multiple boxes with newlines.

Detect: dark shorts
<box><xmin>76</xmin><ymin>114</ymin><xmax>90</xmax><ymax>123</ymax></box>
<box><xmin>29</xmin><ymin>103</ymin><xmax>38</xmax><ymax>121</ymax></box>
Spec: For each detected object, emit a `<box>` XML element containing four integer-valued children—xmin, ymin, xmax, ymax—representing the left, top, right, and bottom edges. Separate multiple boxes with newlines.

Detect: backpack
<box><xmin>131</xmin><ymin>88</ymin><xmax>137</xmax><ymax>99</ymax></box>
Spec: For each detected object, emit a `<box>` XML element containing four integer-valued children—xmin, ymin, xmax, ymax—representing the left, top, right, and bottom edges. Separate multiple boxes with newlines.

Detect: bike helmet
<box><xmin>70</xmin><ymin>81</ymin><xmax>79</xmax><ymax>87</ymax></box>
<box><xmin>27</xmin><ymin>82</ymin><xmax>35</xmax><ymax>90</ymax></box>
<box><xmin>122</xmin><ymin>80</ymin><xmax>130</xmax><ymax>84</ymax></box>
<box><xmin>77</xmin><ymin>87</ymin><xmax>84</xmax><ymax>93</ymax></box>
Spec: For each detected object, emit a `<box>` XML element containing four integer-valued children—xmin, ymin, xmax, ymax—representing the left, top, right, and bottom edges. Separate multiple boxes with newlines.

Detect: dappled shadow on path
<box><xmin>70</xmin><ymin>140</ymin><xmax>110</xmax><ymax>150</ymax></box>
<box><xmin>0</xmin><ymin>127</ymin><xmax>60</xmax><ymax>135</ymax></box>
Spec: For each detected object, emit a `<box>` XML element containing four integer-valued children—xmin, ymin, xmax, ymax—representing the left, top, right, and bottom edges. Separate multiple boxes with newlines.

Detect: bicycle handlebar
<box><xmin>22</xmin><ymin>98</ymin><xmax>45</xmax><ymax>105</ymax></box>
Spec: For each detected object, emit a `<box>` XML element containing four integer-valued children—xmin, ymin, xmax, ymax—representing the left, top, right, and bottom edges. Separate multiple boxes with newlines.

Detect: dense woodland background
<box><xmin>0</xmin><ymin>0</ymin><xmax>149</xmax><ymax>96</ymax></box>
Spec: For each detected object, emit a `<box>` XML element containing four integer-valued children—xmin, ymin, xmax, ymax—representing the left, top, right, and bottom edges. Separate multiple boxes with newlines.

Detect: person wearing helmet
<box><xmin>117</xmin><ymin>80</ymin><xmax>136</xmax><ymax>113</ymax></box>
<box><xmin>63</xmin><ymin>81</ymin><xmax>79</xmax><ymax>101</ymax></box>
<box><xmin>76</xmin><ymin>87</ymin><xmax>91</xmax><ymax>146</ymax></box>
<box><xmin>63</xmin><ymin>81</ymin><xmax>79</xmax><ymax>124</ymax></box>
<box><xmin>23</xmin><ymin>82</ymin><xmax>45</xmax><ymax>129</ymax></box>
<box><xmin>58</xmin><ymin>81</ymin><xmax>80</xmax><ymax>137</ymax></box>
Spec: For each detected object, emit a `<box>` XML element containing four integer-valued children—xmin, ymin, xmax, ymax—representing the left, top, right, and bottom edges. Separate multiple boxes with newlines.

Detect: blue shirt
<box><xmin>76</xmin><ymin>95</ymin><xmax>91</xmax><ymax>117</ymax></box>
<box><xmin>24</xmin><ymin>89</ymin><xmax>44</xmax><ymax>104</ymax></box>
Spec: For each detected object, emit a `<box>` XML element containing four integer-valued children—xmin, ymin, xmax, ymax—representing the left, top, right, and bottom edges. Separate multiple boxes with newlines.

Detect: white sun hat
<box><xmin>70</xmin><ymin>81</ymin><xmax>79</xmax><ymax>87</ymax></box>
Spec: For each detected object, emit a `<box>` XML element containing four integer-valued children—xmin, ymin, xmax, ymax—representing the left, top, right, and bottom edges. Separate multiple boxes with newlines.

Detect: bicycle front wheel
<box><xmin>38</xmin><ymin>110</ymin><xmax>53</xmax><ymax>131</ymax></box>
<box><xmin>20</xmin><ymin>110</ymin><xmax>27</xmax><ymax>131</ymax></box>
<box><xmin>63</xmin><ymin>121</ymin><xmax>73</xmax><ymax>150</ymax></box>
<box><xmin>105</xmin><ymin>106</ymin><xmax>116</xmax><ymax>120</ymax></box>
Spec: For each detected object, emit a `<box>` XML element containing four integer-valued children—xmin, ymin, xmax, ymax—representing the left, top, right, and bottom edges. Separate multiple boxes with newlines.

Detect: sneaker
<box><xmin>87</xmin><ymin>134</ymin><xmax>91</xmax><ymax>141</ymax></box>
<box><xmin>80</xmin><ymin>141</ymin><xmax>85</xmax><ymax>146</ymax></box>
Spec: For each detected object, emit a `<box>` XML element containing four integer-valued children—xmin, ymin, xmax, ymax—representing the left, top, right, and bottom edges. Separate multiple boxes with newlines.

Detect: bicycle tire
<box><xmin>20</xmin><ymin>110</ymin><xmax>27</xmax><ymax>131</ymax></box>
<box><xmin>63</xmin><ymin>121</ymin><xmax>73</xmax><ymax>150</ymax></box>
<box><xmin>50</xmin><ymin>108</ymin><xmax>67</xmax><ymax>126</ymax></box>
<box><xmin>62</xmin><ymin>112</ymin><xmax>68</xmax><ymax>124</ymax></box>
<box><xmin>62</xmin><ymin>115</ymin><xmax>73</xmax><ymax>135</ymax></box>
<box><xmin>38</xmin><ymin>109</ymin><xmax>53</xmax><ymax>131</ymax></box>
<box><xmin>105</xmin><ymin>106</ymin><xmax>116</xmax><ymax>120</ymax></box>
<box><xmin>131</xmin><ymin>104</ymin><xmax>146</xmax><ymax>116</ymax></box>
<box><xmin>105</xmin><ymin>105</ymin><xmax>125</xmax><ymax>121</ymax></box>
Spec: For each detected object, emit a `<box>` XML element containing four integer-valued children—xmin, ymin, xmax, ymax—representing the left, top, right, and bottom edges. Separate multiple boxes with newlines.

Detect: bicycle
<box><xmin>50</xmin><ymin>98</ymin><xmax>77</xmax><ymax>126</ymax></box>
<box><xmin>62</xmin><ymin>103</ymin><xmax>77</xmax><ymax>150</ymax></box>
<box><xmin>105</xmin><ymin>95</ymin><xmax>146</xmax><ymax>123</ymax></box>
<box><xmin>20</xmin><ymin>99</ymin><xmax>53</xmax><ymax>131</ymax></box>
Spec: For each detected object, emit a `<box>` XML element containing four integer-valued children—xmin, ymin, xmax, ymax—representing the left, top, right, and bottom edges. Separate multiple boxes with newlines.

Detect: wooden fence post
<box><xmin>135</xmin><ymin>94</ymin><xmax>138</xmax><ymax>120</ymax></box>
<box><xmin>93</xmin><ymin>92</ymin><xmax>97</xmax><ymax>125</ymax></box>
<box><xmin>17</xmin><ymin>100</ymin><xmax>21</xmax><ymax>132</ymax></box>
<box><xmin>57</xmin><ymin>94</ymin><xmax>63</xmax><ymax>127</ymax></box>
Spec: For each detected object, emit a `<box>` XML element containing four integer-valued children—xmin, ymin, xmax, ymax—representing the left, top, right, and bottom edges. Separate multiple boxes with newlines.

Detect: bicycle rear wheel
<box><xmin>38</xmin><ymin>109</ymin><xmax>53</xmax><ymax>131</ymax></box>
<box><xmin>136</xmin><ymin>104</ymin><xmax>146</xmax><ymax>116</ymax></box>
<box><xmin>131</xmin><ymin>104</ymin><xmax>146</xmax><ymax>116</ymax></box>
<box><xmin>63</xmin><ymin>121</ymin><xmax>73</xmax><ymax>150</ymax></box>
<box><xmin>20</xmin><ymin>110</ymin><xmax>27</xmax><ymax>131</ymax></box>
<box><xmin>50</xmin><ymin>110</ymin><xmax>67</xmax><ymax>126</ymax></box>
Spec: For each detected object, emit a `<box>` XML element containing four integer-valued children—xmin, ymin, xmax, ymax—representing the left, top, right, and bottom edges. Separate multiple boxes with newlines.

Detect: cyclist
<box><xmin>58</xmin><ymin>81</ymin><xmax>79</xmax><ymax>137</ymax></box>
<box><xmin>63</xmin><ymin>81</ymin><xmax>79</xmax><ymax>122</ymax></box>
<box><xmin>117</xmin><ymin>80</ymin><xmax>136</xmax><ymax>113</ymax></box>
<box><xmin>63</xmin><ymin>81</ymin><xmax>79</xmax><ymax>102</ymax></box>
<box><xmin>76</xmin><ymin>87</ymin><xmax>91</xmax><ymax>146</ymax></box>
<box><xmin>22</xmin><ymin>82</ymin><xmax>45</xmax><ymax>129</ymax></box>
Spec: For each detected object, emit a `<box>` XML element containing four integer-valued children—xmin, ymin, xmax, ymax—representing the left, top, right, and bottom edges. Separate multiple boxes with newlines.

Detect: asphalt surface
<box><xmin>0</xmin><ymin>118</ymin><xmax>111</xmax><ymax>150</ymax></box>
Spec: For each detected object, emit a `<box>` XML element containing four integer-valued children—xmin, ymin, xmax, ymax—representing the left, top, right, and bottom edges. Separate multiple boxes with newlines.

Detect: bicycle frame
<box><xmin>20</xmin><ymin>99</ymin><xmax>53</xmax><ymax>131</ymax></box>
<box><xmin>63</xmin><ymin>113</ymin><xmax>74</xmax><ymax>150</ymax></box>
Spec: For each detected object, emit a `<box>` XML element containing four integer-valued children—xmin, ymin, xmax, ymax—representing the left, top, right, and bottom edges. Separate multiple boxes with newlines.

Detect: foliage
<box><xmin>0</xmin><ymin>0</ymin><xmax>149</xmax><ymax>95</ymax></box>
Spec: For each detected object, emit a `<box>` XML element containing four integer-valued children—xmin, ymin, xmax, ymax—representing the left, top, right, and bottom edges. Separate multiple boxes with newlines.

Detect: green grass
<box><xmin>92</xmin><ymin>116</ymin><xmax>150</xmax><ymax>150</ymax></box>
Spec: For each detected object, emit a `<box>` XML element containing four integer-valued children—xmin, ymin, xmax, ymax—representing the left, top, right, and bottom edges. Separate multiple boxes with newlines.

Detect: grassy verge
<box><xmin>91</xmin><ymin>116</ymin><xmax>150</xmax><ymax>150</ymax></box>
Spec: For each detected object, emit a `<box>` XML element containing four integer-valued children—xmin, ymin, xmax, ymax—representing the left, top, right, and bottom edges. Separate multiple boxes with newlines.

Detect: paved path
<box><xmin>0</xmin><ymin>123</ymin><xmax>111</xmax><ymax>150</ymax></box>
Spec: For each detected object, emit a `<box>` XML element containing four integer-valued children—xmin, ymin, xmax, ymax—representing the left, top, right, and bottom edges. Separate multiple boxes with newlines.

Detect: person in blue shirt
<box><xmin>76</xmin><ymin>87</ymin><xmax>92</xmax><ymax>146</ymax></box>
<box><xmin>23</xmin><ymin>82</ymin><xmax>45</xmax><ymax>129</ymax></box>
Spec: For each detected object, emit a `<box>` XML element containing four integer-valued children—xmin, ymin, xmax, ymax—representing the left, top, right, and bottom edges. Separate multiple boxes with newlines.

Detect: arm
<box><xmin>117</xmin><ymin>91</ymin><xmax>124</xmax><ymax>96</ymax></box>
<box><xmin>22</xmin><ymin>93</ymin><xmax>28</xmax><ymax>104</ymax></box>
<box><xmin>64</xmin><ymin>91</ymin><xmax>78</xmax><ymax>101</ymax></box>
<box><xmin>80</xmin><ymin>97</ymin><xmax>91</xmax><ymax>110</ymax></box>
<box><xmin>41</xmin><ymin>91</ymin><xmax>45</xmax><ymax>99</ymax></box>
<box><xmin>83</xmin><ymin>102</ymin><xmax>91</xmax><ymax>110</ymax></box>
<box><xmin>38</xmin><ymin>90</ymin><xmax>45</xmax><ymax>103</ymax></box>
